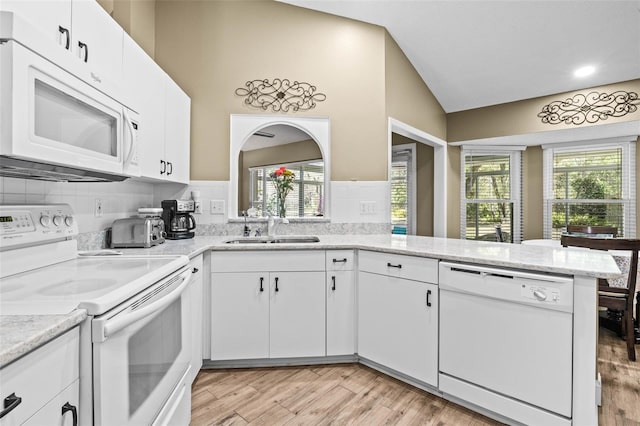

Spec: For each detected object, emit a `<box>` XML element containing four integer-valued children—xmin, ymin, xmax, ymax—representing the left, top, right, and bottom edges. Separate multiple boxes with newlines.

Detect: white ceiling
<box><xmin>280</xmin><ymin>0</ymin><xmax>640</xmax><ymax>113</ymax></box>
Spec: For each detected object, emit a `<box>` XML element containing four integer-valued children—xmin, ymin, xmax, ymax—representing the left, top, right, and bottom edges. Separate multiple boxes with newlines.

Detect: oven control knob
<box><xmin>40</xmin><ymin>214</ymin><xmax>51</xmax><ymax>227</ymax></box>
<box><xmin>53</xmin><ymin>215</ymin><xmax>64</xmax><ymax>227</ymax></box>
<box><xmin>64</xmin><ymin>216</ymin><xmax>74</xmax><ymax>227</ymax></box>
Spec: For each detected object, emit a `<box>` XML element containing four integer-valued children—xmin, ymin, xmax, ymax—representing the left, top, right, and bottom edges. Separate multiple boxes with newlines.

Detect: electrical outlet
<box><xmin>360</xmin><ymin>201</ymin><xmax>376</xmax><ymax>215</ymax></box>
<box><xmin>94</xmin><ymin>199</ymin><xmax>103</xmax><ymax>217</ymax></box>
<box><xmin>210</xmin><ymin>200</ymin><xmax>225</xmax><ymax>215</ymax></box>
<box><xmin>194</xmin><ymin>201</ymin><xmax>202</xmax><ymax>214</ymax></box>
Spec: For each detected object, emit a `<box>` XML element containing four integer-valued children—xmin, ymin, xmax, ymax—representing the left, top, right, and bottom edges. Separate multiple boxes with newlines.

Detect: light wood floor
<box><xmin>192</xmin><ymin>328</ymin><xmax>639</xmax><ymax>426</ymax></box>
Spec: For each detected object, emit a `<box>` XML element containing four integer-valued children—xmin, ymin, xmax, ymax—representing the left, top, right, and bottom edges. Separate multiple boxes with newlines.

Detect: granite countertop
<box><xmin>1</xmin><ymin>234</ymin><xmax>620</xmax><ymax>369</ymax></box>
<box><xmin>0</xmin><ymin>310</ymin><xmax>87</xmax><ymax>368</ymax></box>
<box><xmin>117</xmin><ymin>234</ymin><xmax>621</xmax><ymax>279</ymax></box>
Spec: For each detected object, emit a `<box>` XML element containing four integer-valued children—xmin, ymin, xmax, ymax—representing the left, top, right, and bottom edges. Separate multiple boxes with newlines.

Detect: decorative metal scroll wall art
<box><xmin>235</xmin><ymin>79</ymin><xmax>326</xmax><ymax>112</ymax></box>
<box><xmin>537</xmin><ymin>91</ymin><xmax>640</xmax><ymax>125</ymax></box>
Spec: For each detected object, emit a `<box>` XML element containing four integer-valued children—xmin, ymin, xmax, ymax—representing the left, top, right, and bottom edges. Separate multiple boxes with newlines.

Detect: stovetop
<box><xmin>0</xmin><ymin>254</ymin><xmax>188</xmax><ymax>316</ymax></box>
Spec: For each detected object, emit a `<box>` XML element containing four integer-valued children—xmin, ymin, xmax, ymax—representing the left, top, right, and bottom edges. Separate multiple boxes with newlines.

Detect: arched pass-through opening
<box><xmin>229</xmin><ymin>115</ymin><xmax>331</xmax><ymax>220</ymax></box>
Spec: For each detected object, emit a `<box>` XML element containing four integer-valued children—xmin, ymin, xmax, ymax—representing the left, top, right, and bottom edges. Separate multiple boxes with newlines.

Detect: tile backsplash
<box><xmin>0</xmin><ymin>177</ymin><xmax>391</xmax><ymax>247</ymax></box>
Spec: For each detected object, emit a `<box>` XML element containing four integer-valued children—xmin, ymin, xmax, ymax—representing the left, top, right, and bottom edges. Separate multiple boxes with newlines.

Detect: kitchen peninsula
<box><xmin>1</xmin><ymin>234</ymin><xmax>619</xmax><ymax>425</ymax></box>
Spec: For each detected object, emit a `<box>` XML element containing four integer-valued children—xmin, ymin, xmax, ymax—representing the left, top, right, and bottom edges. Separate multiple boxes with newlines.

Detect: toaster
<box><xmin>110</xmin><ymin>217</ymin><xmax>165</xmax><ymax>248</ymax></box>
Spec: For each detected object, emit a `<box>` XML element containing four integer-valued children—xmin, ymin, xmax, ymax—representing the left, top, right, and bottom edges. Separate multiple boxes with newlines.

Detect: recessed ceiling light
<box><xmin>574</xmin><ymin>65</ymin><xmax>595</xmax><ymax>78</ymax></box>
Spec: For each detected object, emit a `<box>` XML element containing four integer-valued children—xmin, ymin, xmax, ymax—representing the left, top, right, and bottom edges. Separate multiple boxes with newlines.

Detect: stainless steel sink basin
<box><xmin>272</xmin><ymin>236</ymin><xmax>320</xmax><ymax>244</ymax></box>
<box><xmin>224</xmin><ymin>236</ymin><xmax>320</xmax><ymax>244</ymax></box>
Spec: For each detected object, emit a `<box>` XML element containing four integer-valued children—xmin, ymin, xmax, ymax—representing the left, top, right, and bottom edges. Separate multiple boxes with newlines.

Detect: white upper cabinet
<box><xmin>1</xmin><ymin>0</ymin><xmax>123</xmax><ymax>93</ymax></box>
<box><xmin>122</xmin><ymin>34</ymin><xmax>166</xmax><ymax>180</ymax></box>
<box><xmin>163</xmin><ymin>79</ymin><xmax>191</xmax><ymax>184</ymax></box>
<box><xmin>0</xmin><ymin>0</ymin><xmax>72</xmax><ymax>50</ymax></box>
<box><xmin>70</xmin><ymin>0</ymin><xmax>123</xmax><ymax>87</ymax></box>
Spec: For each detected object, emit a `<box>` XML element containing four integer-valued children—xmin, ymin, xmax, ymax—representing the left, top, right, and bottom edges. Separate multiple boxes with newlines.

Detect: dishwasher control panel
<box><xmin>521</xmin><ymin>284</ymin><xmax>561</xmax><ymax>303</ymax></box>
<box><xmin>440</xmin><ymin>261</ymin><xmax>574</xmax><ymax>313</ymax></box>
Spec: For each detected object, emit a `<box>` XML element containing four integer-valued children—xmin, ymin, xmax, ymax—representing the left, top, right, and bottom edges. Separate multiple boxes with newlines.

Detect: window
<box><xmin>391</xmin><ymin>145</ymin><xmax>416</xmax><ymax>235</ymax></box>
<box><xmin>249</xmin><ymin>160</ymin><xmax>324</xmax><ymax>217</ymax></box>
<box><xmin>543</xmin><ymin>141</ymin><xmax>636</xmax><ymax>239</ymax></box>
<box><xmin>461</xmin><ymin>149</ymin><xmax>522</xmax><ymax>243</ymax></box>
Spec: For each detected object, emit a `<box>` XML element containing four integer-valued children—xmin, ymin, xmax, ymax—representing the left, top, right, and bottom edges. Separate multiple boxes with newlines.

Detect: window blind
<box><xmin>460</xmin><ymin>150</ymin><xmax>522</xmax><ymax>243</ymax></box>
<box><xmin>543</xmin><ymin>142</ymin><xmax>636</xmax><ymax>238</ymax></box>
<box><xmin>391</xmin><ymin>146</ymin><xmax>415</xmax><ymax>235</ymax></box>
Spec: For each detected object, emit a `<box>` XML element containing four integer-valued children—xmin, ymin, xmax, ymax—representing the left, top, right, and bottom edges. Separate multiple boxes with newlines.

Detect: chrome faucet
<box><xmin>241</xmin><ymin>211</ymin><xmax>250</xmax><ymax>237</ymax></box>
<box><xmin>267</xmin><ymin>215</ymin><xmax>289</xmax><ymax>238</ymax></box>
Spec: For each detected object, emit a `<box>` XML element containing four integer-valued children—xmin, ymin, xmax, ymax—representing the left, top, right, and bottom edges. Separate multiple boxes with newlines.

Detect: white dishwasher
<box><xmin>439</xmin><ymin>262</ymin><xmax>574</xmax><ymax>426</ymax></box>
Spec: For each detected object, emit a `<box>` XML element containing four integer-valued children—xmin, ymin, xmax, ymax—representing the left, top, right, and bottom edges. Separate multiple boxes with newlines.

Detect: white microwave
<box><xmin>0</xmin><ymin>38</ymin><xmax>140</xmax><ymax>181</ymax></box>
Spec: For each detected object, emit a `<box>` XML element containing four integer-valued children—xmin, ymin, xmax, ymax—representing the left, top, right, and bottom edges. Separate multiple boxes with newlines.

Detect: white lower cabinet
<box><xmin>358</xmin><ymin>251</ymin><xmax>439</xmax><ymax>387</ymax></box>
<box><xmin>210</xmin><ymin>251</ymin><xmax>326</xmax><ymax>361</ymax></box>
<box><xmin>326</xmin><ymin>250</ymin><xmax>356</xmax><ymax>356</ymax></box>
<box><xmin>211</xmin><ymin>272</ymin><xmax>270</xmax><ymax>360</ymax></box>
<box><xmin>0</xmin><ymin>328</ymin><xmax>79</xmax><ymax>426</ymax></box>
<box><xmin>269</xmin><ymin>271</ymin><xmax>325</xmax><ymax>358</ymax></box>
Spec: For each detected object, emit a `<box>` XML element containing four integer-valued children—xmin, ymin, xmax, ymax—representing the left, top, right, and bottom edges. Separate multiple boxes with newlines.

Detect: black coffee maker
<box><xmin>161</xmin><ymin>200</ymin><xmax>196</xmax><ymax>239</ymax></box>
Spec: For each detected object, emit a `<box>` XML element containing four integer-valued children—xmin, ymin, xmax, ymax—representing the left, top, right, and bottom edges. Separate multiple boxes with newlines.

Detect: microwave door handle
<box><xmin>100</xmin><ymin>269</ymin><xmax>192</xmax><ymax>340</ymax></box>
<box><xmin>123</xmin><ymin>109</ymin><xmax>136</xmax><ymax>167</ymax></box>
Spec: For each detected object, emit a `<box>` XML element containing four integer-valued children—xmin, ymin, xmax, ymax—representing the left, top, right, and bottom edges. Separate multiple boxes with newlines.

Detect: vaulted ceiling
<box><xmin>280</xmin><ymin>0</ymin><xmax>640</xmax><ymax>113</ymax></box>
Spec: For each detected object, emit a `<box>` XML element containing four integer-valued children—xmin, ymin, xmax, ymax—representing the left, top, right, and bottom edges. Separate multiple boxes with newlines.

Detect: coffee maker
<box><xmin>161</xmin><ymin>200</ymin><xmax>196</xmax><ymax>239</ymax></box>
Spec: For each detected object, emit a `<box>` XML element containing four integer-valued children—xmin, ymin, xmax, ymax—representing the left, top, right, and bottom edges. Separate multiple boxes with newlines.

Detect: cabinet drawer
<box><xmin>326</xmin><ymin>250</ymin><xmax>355</xmax><ymax>271</ymax></box>
<box><xmin>358</xmin><ymin>251</ymin><xmax>438</xmax><ymax>284</ymax></box>
<box><xmin>211</xmin><ymin>250</ymin><xmax>325</xmax><ymax>272</ymax></box>
<box><xmin>0</xmin><ymin>328</ymin><xmax>79</xmax><ymax>426</ymax></box>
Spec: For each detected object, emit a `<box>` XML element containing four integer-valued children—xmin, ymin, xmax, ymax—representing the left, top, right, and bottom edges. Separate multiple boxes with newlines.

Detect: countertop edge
<box><xmin>0</xmin><ymin>309</ymin><xmax>87</xmax><ymax>368</ymax></box>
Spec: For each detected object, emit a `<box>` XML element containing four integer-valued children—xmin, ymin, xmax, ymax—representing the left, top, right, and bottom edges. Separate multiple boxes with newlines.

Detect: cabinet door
<box><xmin>326</xmin><ymin>270</ymin><xmax>355</xmax><ymax>356</ymax></box>
<box><xmin>163</xmin><ymin>78</ymin><xmax>190</xmax><ymax>184</ymax></box>
<box><xmin>122</xmin><ymin>34</ymin><xmax>166</xmax><ymax>180</ymax></box>
<box><xmin>189</xmin><ymin>257</ymin><xmax>203</xmax><ymax>384</ymax></box>
<box><xmin>211</xmin><ymin>272</ymin><xmax>269</xmax><ymax>360</ymax></box>
<box><xmin>0</xmin><ymin>0</ymin><xmax>72</xmax><ymax>51</ymax></box>
<box><xmin>358</xmin><ymin>272</ymin><xmax>438</xmax><ymax>386</ymax></box>
<box><xmin>270</xmin><ymin>271</ymin><xmax>325</xmax><ymax>358</ymax></box>
<box><xmin>70</xmin><ymin>0</ymin><xmax>123</xmax><ymax>85</ymax></box>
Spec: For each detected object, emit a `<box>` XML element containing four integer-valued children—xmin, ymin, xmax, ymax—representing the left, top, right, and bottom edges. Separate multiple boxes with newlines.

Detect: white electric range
<box><xmin>0</xmin><ymin>204</ymin><xmax>193</xmax><ymax>426</ymax></box>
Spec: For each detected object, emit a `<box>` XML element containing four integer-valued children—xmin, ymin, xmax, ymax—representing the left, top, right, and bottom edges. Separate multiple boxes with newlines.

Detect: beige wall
<box><xmin>239</xmin><ymin>140</ymin><xmax>322</xmax><ymax>211</ymax></box>
<box><xmin>446</xmin><ymin>146</ymin><xmax>461</xmax><ymax>238</ymax></box>
<box><xmin>523</xmin><ymin>146</ymin><xmax>543</xmax><ymax>239</ymax></box>
<box><xmin>447</xmin><ymin>79</ymin><xmax>640</xmax><ymax>142</ymax></box>
<box><xmin>384</xmin><ymin>33</ymin><xmax>446</xmax><ymax>140</ymax></box>
<box><xmin>447</xmin><ymin>80</ymin><xmax>640</xmax><ymax>239</ymax></box>
<box><xmin>155</xmin><ymin>0</ymin><xmax>388</xmax><ymax>182</ymax></box>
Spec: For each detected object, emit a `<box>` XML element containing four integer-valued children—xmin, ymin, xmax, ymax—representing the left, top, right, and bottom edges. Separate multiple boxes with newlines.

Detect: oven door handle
<box><xmin>101</xmin><ymin>269</ymin><xmax>192</xmax><ymax>340</ymax></box>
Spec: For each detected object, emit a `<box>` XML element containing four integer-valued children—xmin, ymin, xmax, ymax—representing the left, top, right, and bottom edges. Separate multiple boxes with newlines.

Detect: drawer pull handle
<box><xmin>259</xmin><ymin>277</ymin><xmax>264</xmax><ymax>292</ymax></box>
<box><xmin>192</xmin><ymin>267</ymin><xmax>199</xmax><ymax>273</ymax></box>
<box><xmin>426</xmin><ymin>289</ymin><xmax>432</xmax><ymax>307</ymax></box>
<box><xmin>0</xmin><ymin>393</ymin><xmax>22</xmax><ymax>419</ymax></box>
<box><xmin>387</xmin><ymin>262</ymin><xmax>402</xmax><ymax>269</ymax></box>
<box><xmin>333</xmin><ymin>258</ymin><xmax>347</xmax><ymax>263</ymax></box>
<box><xmin>331</xmin><ymin>275</ymin><xmax>336</xmax><ymax>291</ymax></box>
<box><xmin>62</xmin><ymin>402</ymin><xmax>78</xmax><ymax>426</ymax></box>
<box><xmin>275</xmin><ymin>277</ymin><xmax>279</xmax><ymax>292</ymax></box>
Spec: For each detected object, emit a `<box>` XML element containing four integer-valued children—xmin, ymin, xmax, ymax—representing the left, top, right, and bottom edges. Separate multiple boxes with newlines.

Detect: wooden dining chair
<box><xmin>560</xmin><ymin>235</ymin><xmax>639</xmax><ymax>361</ymax></box>
<box><xmin>566</xmin><ymin>225</ymin><xmax>618</xmax><ymax>237</ymax></box>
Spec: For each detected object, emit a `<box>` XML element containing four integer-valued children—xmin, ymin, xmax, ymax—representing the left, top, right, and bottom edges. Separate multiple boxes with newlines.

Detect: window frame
<box><xmin>391</xmin><ymin>143</ymin><xmax>416</xmax><ymax>235</ymax></box>
<box><xmin>460</xmin><ymin>147</ymin><xmax>523</xmax><ymax>243</ymax></box>
<box><xmin>542</xmin><ymin>139</ymin><xmax>636</xmax><ymax>239</ymax></box>
<box><xmin>248</xmin><ymin>158</ymin><xmax>324</xmax><ymax>218</ymax></box>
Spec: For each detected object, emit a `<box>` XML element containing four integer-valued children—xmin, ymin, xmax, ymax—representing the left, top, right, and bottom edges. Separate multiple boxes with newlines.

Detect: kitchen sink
<box><xmin>225</xmin><ymin>236</ymin><xmax>320</xmax><ymax>244</ymax></box>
